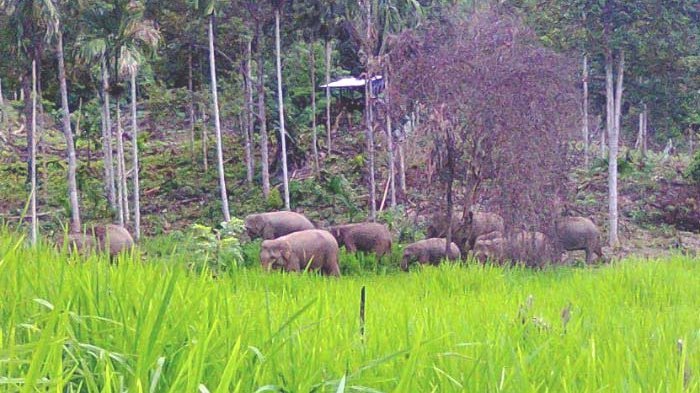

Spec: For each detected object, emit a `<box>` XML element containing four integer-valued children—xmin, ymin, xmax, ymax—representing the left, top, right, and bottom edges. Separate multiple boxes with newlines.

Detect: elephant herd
<box><xmin>246</xmin><ymin>210</ymin><xmax>605</xmax><ymax>276</ymax></box>
<box><xmin>62</xmin><ymin>209</ymin><xmax>604</xmax><ymax>275</ymax></box>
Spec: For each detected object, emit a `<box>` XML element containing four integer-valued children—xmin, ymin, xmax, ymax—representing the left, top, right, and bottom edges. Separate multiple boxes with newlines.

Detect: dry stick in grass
<box><xmin>378</xmin><ymin>176</ymin><xmax>391</xmax><ymax>213</ymax></box>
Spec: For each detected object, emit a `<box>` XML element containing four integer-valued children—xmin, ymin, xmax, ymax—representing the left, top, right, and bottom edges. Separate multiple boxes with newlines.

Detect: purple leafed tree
<box><xmin>388</xmin><ymin>8</ymin><xmax>579</xmax><ymax>252</ymax></box>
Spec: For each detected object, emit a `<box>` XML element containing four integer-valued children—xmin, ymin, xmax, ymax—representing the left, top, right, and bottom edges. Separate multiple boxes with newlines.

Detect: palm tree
<box><xmin>75</xmin><ymin>0</ymin><xmax>160</xmax><ymax>225</ymax></box>
<box><xmin>2</xmin><ymin>0</ymin><xmax>57</xmax><ymax>189</ymax></box>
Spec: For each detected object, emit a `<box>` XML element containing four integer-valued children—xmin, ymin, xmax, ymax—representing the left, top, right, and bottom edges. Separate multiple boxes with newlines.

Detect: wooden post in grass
<box><xmin>359</xmin><ymin>286</ymin><xmax>366</xmax><ymax>339</ymax></box>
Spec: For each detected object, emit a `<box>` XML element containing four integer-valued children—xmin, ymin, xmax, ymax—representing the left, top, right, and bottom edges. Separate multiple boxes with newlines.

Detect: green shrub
<box><xmin>266</xmin><ymin>188</ymin><xmax>284</xmax><ymax>210</ymax></box>
<box><xmin>190</xmin><ymin>218</ymin><xmax>246</xmax><ymax>273</ymax></box>
<box><xmin>686</xmin><ymin>150</ymin><xmax>700</xmax><ymax>184</ymax></box>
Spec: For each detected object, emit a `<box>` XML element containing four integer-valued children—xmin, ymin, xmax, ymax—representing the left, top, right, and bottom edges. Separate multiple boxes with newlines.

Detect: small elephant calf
<box><xmin>260</xmin><ymin>229</ymin><xmax>340</xmax><ymax>276</ymax></box>
<box><xmin>401</xmin><ymin>238</ymin><xmax>461</xmax><ymax>271</ymax></box>
<box><xmin>65</xmin><ymin>224</ymin><xmax>134</xmax><ymax>257</ymax></box>
<box><xmin>329</xmin><ymin>222</ymin><xmax>392</xmax><ymax>257</ymax></box>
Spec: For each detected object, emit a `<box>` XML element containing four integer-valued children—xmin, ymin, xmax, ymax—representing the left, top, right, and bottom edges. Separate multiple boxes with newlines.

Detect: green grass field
<box><xmin>1</xmin><ymin>230</ymin><xmax>699</xmax><ymax>392</ymax></box>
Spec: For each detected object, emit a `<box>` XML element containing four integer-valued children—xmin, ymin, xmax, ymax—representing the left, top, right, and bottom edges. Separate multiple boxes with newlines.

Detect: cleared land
<box><xmin>1</xmin><ymin>231</ymin><xmax>699</xmax><ymax>392</ymax></box>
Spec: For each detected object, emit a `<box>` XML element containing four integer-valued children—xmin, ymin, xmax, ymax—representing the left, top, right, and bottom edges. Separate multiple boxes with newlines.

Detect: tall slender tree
<box><xmin>309</xmin><ymin>41</ymin><xmax>320</xmax><ymax>176</ymax></box>
<box><xmin>129</xmin><ymin>70</ymin><xmax>141</xmax><ymax>239</ymax></box>
<box><xmin>56</xmin><ymin>22</ymin><xmax>81</xmax><ymax>232</ymax></box>
<box><xmin>30</xmin><ymin>59</ymin><xmax>38</xmax><ymax>244</ymax></box>
<box><xmin>273</xmin><ymin>0</ymin><xmax>290</xmax><ymax>210</ymax></box>
<box><xmin>582</xmin><ymin>53</ymin><xmax>589</xmax><ymax>168</ymax></box>
<box><xmin>206</xmin><ymin>9</ymin><xmax>231</xmax><ymax>221</ymax></box>
<box><xmin>243</xmin><ymin>37</ymin><xmax>254</xmax><ymax>183</ymax></box>
<box><xmin>101</xmin><ymin>57</ymin><xmax>117</xmax><ymax>212</ymax></box>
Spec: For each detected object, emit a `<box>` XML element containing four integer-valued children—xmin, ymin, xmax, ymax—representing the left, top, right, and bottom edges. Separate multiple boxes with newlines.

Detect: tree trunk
<box><xmin>208</xmin><ymin>14</ymin><xmax>231</xmax><ymax>222</ymax></box>
<box><xmin>642</xmin><ymin>105</ymin><xmax>648</xmax><ymax>154</ymax></box>
<box><xmin>606</xmin><ymin>49</ymin><xmax>623</xmax><ymax>248</ymax></box>
<box><xmin>115</xmin><ymin>96</ymin><xmax>129</xmax><ymax>225</ymax></box>
<box><xmin>398</xmin><ymin>141</ymin><xmax>406</xmax><ymax>195</ymax></box>
<box><xmin>275</xmin><ymin>9</ymin><xmax>291</xmax><ymax>210</ymax></box>
<box><xmin>365</xmin><ymin>80</ymin><xmax>377</xmax><ymax>221</ymax></box>
<box><xmin>600</xmin><ymin>123</ymin><xmax>606</xmax><ymax>158</ymax></box>
<box><xmin>309</xmin><ymin>41</ymin><xmax>320</xmax><ymax>177</ymax></box>
<box><xmin>636</xmin><ymin>103</ymin><xmax>647</xmax><ymax>158</ymax></box>
<box><xmin>257</xmin><ymin>24</ymin><xmax>270</xmax><ymax>198</ymax></box>
<box><xmin>57</xmin><ymin>29</ymin><xmax>81</xmax><ymax>233</ymax></box>
<box><xmin>689</xmin><ymin>128</ymin><xmax>694</xmax><ymax>156</ymax></box>
<box><xmin>582</xmin><ymin>53</ymin><xmax>589</xmax><ymax>168</ymax></box>
<box><xmin>244</xmin><ymin>37</ymin><xmax>254</xmax><ymax>183</ymax></box>
<box><xmin>202</xmin><ymin>104</ymin><xmax>208</xmax><ymax>172</ymax></box>
<box><xmin>385</xmin><ymin>75</ymin><xmax>396</xmax><ymax>208</ymax></box>
<box><xmin>325</xmin><ymin>39</ymin><xmax>332</xmax><ymax>155</ymax></box>
<box><xmin>131</xmin><ymin>71</ymin><xmax>141</xmax><ymax>240</ymax></box>
<box><xmin>188</xmin><ymin>46</ymin><xmax>196</xmax><ymax>161</ymax></box>
<box><xmin>444</xmin><ymin>127</ymin><xmax>455</xmax><ymax>256</ymax></box>
<box><xmin>31</xmin><ymin>59</ymin><xmax>38</xmax><ymax>245</ymax></box>
<box><xmin>22</xmin><ymin>71</ymin><xmax>32</xmax><ymax>185</ymax></box>
<box><xmin>101</xmin><ymin>58</ymin><xmax>117</xmax><ymax>212</ymax></box>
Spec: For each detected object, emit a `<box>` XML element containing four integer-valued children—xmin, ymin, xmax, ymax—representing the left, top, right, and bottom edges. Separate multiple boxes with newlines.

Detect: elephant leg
<box><xmin>324</xmin><ymin>262</ymin><xmax>341</xmax><ymax>276</ymax></box>
<box><xmin>585</xmin><ymin>248</ymin><xmax>593</xmax><ymax>264</ymax></box>
<box><xmin>287</xmin><ymin>257</ymin><xmax>301</xmax><ymax>272</ymax></box>
<box><xmin>345</xmin><ymin>241</ymin><xmax>357</xmax><ymax>253</ymax></box>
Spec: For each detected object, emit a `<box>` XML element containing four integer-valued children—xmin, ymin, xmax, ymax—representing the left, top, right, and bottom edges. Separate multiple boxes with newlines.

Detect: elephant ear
<box><xmin>282</xmin><ymin>241</ymin><xmax>293</xmax><ymax>261</ymax></box>
<box><xmin>262</xmin><ymin>223</ymin><xmax>276</xmax><ymax>240</ymax></box>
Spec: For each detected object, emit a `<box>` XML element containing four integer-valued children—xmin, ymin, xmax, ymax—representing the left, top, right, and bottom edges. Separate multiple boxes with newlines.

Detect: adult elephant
<box><xmin>244</xmin><ymin>211</ymin><xmax>315</xmax><ymax>240</ymax></box>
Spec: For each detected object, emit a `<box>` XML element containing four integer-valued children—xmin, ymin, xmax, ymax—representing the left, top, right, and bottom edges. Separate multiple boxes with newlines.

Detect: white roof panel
<box><xmin>320</xmin><ymin>75</ymin><xmax>383</xmax><ymax>88</ymax></box>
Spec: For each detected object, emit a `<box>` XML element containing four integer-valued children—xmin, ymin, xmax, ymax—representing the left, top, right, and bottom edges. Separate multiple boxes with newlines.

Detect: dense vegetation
<box><xmin>1</xmin><ymin>230</ymin><xmax>699</xmax><ymax>391</ymax></box>
<box><xmin>0</xmin><ymin>0</ymin><xmax>698</xmax><ymax>244</ymax></box>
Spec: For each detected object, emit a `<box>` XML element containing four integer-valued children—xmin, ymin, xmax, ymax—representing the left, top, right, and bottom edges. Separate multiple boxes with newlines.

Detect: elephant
<box><xmin>260</xmin><ymin>229</ymin><xmax>340</xmax><ymax>276</ymax></box>
<box><xmin>427</xmin><ymin>211</ymin><xmax>504</xmax><ymax>253</ymax></box>
<box><xmin>555</xmin><ymin>216</ymin><xmax>604</xmax><ymax>264</ymax></box>
<box><xmin>472</xmin><ymin>230</ymin><xmax>554</xmax><ymax>268</ymax></box>
<box><xmin>65</xmin><ymin>224</ymin><xmax>134</xmax><ymax>257</ymax></box>
<box><xmin>401</xmin><ymin>238</ymin><xmax>461</xmax><ymax>271</ymax></box>
<box><xmin>328</xmin><ymin>222</ymin><xmax>392</xmax><ymax>257</ymax></box>
<box><xmin>244</xmin><ymin>211</ymin><xmax>315</xmax><ymax>240</ymax></box>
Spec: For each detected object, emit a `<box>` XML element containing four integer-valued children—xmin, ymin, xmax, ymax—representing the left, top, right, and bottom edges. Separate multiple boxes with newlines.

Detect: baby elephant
<box><xmin>329</xmin><ymin>222</ymin><xmax>392</xmax><ymax>257</ymax></box>
<box><xmin>260</xmin><ymin>229</ymin><xmax>340</xmax><ymax>276</ymax></box>
<box><xmin>472</xmin><ymin>231</ymin><xmax>554</xmax><ymax>268</ymax></box>
<box><xmin>555</xmin><ymin>217</ymin><xmax>603</xmax><ymax>264</ymax></box>
<box><xmin>65</xmin><ymin>224</ymin><xmax>134</xmax><ymax>257</ymax></box>
<box><xmin>245</xmin><ymin>211</ymin><xmax>315</xmax><ymax>240</ymax></box>
<box><xmin>401</xmin><ymin>238</ymin><xmax>461</xmax><ymax>271</ymax></box>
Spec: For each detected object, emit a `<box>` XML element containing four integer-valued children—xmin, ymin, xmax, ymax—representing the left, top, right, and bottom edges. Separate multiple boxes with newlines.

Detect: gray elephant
<box><xmin>328</xmin><ymin>222</ymin><xmax>392</xmax><ymax>257</ymax></box>
<box><xmin>244</xmin><ymin>211</ymin><xmax>315</xmax><ymax>240</ymax></box>
<box><xmin>427</xmin><ymin>211</ymin><xmax>504</xmax><ymax>252</ymax></box>
<box><xmin>260</xmin><ymin>229</ymin><xmax>340</xmax><ymax>276</ymax></box>
<box><xmin>472</xmin><ymin>230</ymin><xmax>554</xmax><ymax>268</ymax></box>
<box><xmin>472</xmin><ymin>231</ymin><xmax>507</xmax><ymax>264</ymax></box>
<box><xmin>401</xmin><ymin>238</ymin><xmax>461</xmax><ymax>271</ymax></box>
<box><xmin>65</xmin><ymin>224</ymin><xmax>134</xmax><ymax>257</ymax></box>
<box><xmin>555</xmin><ymin>216</ymin><xmax>603</xmax><ymax>264</ymax></box>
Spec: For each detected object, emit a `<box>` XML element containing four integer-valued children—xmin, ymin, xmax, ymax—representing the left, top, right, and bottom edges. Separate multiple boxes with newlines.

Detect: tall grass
<box><xmin>1</xmin><ymin>229</ymin><xmax>699</xmax><ymax>392</ymax></box>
